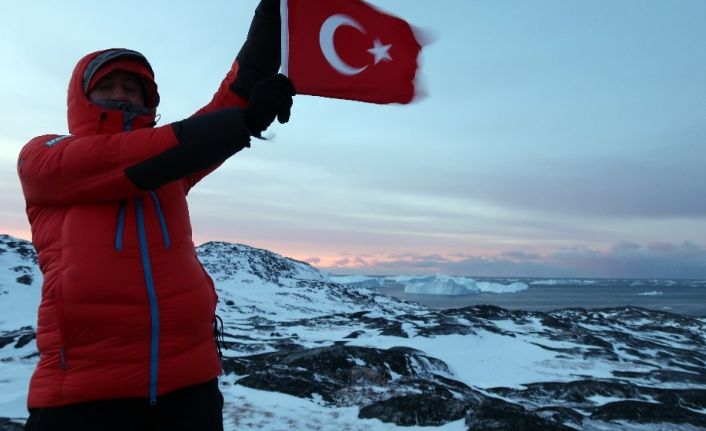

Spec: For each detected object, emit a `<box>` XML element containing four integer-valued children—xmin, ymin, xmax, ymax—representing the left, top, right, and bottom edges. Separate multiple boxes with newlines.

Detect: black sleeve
<box><xmin>124</xmin><ymin>108</ymin><xmax>251</xmax><ymax>191</ymax></box>
<box><xmin>230</xmin><ymin>0</ymin><xmax>281</xmax><ymax>100</ymax></box>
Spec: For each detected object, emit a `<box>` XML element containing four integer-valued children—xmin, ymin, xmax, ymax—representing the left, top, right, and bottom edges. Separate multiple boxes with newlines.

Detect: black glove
<box><xmin>243</xmin><ymin>74</ymin><xmax>296</xmax><ymax>137</ymax></box>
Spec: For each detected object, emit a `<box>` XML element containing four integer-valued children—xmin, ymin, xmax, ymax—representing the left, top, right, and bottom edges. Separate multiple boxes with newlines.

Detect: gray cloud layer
<box><xmin>320</xmin><ymin>241</ymin><xmax>706</xmax><ymax>279</ymax></box>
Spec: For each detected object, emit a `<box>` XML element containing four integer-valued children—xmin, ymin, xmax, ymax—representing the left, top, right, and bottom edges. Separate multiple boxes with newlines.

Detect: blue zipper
<box><xmin>115</xmin><ymin>201</ymin><xmax>126</xmax><ymax>251</ymax></box>
<box><xmin>149</xmin><ymin>192</ymin><xmax>171</xmax><ymax>249</ymax></box>
<box><xmin>60</xmin><ymin>346</ymin><xmax>67</xmax><ymax>370</ymax></box>
<box><xmin>135</xmin><ymin>197</ymin><xmax>160</xmax><ymax>405</ymax></box>
<box><xmin>122</xmin><ymin>105</ymin><xmax>137</xmax><ymax>131</ymax></box>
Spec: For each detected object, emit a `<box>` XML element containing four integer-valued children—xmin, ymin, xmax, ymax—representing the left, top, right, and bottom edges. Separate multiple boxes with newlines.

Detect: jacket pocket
<box><xmin>53</xmin><ymin>282</ymin><xmax>69</xmax><ymax>370</ymax></box>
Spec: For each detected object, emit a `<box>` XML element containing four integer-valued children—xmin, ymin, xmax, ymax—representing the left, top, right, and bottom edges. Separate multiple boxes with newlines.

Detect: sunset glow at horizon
<box><xmin>2</xmin><ymin>0</ymin><xmax>706</xmax><ymax>279</ymax></box>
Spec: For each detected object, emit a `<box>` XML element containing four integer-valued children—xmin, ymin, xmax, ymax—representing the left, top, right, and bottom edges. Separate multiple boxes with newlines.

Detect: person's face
<box><xmin>88</xmin><ymin>70</ymin><xmax>145</xmax><ymax>107</ymax></box>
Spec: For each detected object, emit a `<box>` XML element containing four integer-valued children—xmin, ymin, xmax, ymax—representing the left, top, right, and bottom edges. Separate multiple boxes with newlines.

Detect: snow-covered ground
<box><xmin>1</xmin><ymin>235</ymin><xmax>705</xmax><ymax>430</ymax></box>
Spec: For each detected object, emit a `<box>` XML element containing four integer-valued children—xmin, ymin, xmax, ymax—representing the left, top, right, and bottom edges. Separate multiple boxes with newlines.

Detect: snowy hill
<box><xmin>1</xmin><ymin>234</ymin><xmax>705</xmax><ymax>430</ymax></box>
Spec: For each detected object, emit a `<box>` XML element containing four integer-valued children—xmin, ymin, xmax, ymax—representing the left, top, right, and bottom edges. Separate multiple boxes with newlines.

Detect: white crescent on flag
<box><xmin>319</xmin><ymin>14</ymin><xmax>368</xmax><ymax>76</ymax></box>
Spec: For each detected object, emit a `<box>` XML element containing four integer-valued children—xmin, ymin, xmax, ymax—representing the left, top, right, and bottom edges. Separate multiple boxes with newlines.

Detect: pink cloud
<box><xmin>317</xmin><ymin>242</ymin><xmax>706</xmax><ymax>279</ymax></box>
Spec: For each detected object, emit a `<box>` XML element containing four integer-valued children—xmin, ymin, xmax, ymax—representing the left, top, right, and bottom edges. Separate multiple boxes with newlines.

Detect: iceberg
<box><xmin>475</xmin><ymin>281</ymin><xmax>529</xmax><ymax>294</ymax></box>
<box><xmin>404</xmin><ymin>274</ymin><xmax>478</xmax><ymax>295</ymax></box>
<box><xmin>329</xmin><ymin>274</ymin><xmax>529</xmax><ymax>296</ymax></box>
<box><xmin>403</xmin><ymin>275</ymin><xmax>528</xmax><ymax>295</ymax></box>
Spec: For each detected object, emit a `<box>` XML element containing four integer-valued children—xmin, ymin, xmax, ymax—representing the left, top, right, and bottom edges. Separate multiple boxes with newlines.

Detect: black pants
<box><xmin>24</xmin><ymin>379</ymin><xmax>223</xmax><ymax>431</ymax></box>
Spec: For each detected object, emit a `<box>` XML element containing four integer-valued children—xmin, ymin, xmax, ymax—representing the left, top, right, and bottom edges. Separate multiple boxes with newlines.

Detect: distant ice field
<box><xmin>331</xmin><ymin>276</ymin><xmax>706</xmax><ymax>317</ymax></box>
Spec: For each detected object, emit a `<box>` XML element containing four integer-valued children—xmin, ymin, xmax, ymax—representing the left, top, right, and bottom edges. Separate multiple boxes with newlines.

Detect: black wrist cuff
<box><xmin>125</xmin><ymin>108</ymin><xmax>250</xmax><ymax>190</ymax></box>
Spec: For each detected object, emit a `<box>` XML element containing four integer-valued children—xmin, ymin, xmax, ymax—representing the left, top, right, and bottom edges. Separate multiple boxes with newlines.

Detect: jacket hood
<box><xmin>68</xmin><ymin>48</ymin><xmax>160</xmax><ymax>135</ymax></box>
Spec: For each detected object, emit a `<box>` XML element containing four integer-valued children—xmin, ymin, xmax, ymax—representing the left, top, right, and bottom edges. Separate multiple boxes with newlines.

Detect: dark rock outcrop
<box><xmin>359</xmin><ymin>394</ymin><xmax>470</xmax><ymax>426</ymax></box>
<box><xmin>0</xmin><ymin>418</ymin><xmax>24</xmax><ymax>431</ymax></box>
<box><xmin>465</xmin><ymin>398</ymin><xmax>577</xmax><ymax>431</ymax></box>
<box><xmin>591</xmin><ymin>400</ymin><xmax>706</xmax><ymax>427</ymax></box>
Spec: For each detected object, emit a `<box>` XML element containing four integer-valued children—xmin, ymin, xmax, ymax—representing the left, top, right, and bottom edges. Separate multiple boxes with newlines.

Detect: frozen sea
<box><xmin>338</xmin><ymin>277</ymin><xmax>706</xmax><ymax>317</ymax></box>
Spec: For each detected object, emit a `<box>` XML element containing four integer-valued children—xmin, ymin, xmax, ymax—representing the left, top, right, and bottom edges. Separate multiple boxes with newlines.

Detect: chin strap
<box><xmin>93</xmin><ymin>100</ymin><xmax>157</xmax><ymax>131</ymax></box>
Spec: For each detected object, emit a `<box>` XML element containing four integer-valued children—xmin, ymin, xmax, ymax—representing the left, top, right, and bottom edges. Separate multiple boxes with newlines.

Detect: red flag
<box><xmin>281</xmin><ymin>0</ymin><xmax>423</xmax><ymax>104</ymax></box>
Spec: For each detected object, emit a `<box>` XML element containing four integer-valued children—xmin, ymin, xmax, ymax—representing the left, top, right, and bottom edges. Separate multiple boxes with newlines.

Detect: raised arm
<box><xmin>193</xmin><ymin>0</ymin><xmax>282</xmax><ymax>116</ymax></box>
<box><xmin>182</xmin><ymin>0</ymin><xmax>285</xmax><ymax>190</ymax></box>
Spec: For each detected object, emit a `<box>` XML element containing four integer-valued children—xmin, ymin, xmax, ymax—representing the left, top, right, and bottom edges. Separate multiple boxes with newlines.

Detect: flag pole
<box><xmin>280</xmin><ymin>0</ymin><xmax>289</xmax><ymax>77</ymax></box>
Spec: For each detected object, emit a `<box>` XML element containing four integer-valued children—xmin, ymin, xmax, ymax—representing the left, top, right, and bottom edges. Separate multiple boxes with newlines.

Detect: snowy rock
<box><xmin>0</xmin><ymin>418</ymin><xmax>24</xmax><ymax>431</ymax></box>
<box><xmin>465</xmin><ymin>398</ymin><xmax>577</xmax><ymax>431</ymax></box>
<box><xmin>225</xmin><ymin>344</ymin><xmax>458</xmax><ymax>403</ymax></box>
<box><xmin>0</xmin><ymin>327</ymin><xmax>35</xmax><ymax>351</ymax></box>
<box><xmin>0</xmin><ymin>235</ymin><xmax>37</xmax><ymax>264</ymax></box>
<box><xmin>359</xmin><ymin>394</ymin><xmax>471</xmax><ymax>426</ymax></box>
<box><xmin>591</xmin><ymin>400</ymin><xmax>706</xmax><ymax>427</ymax></box>
<box><xmin>197</xmin><ymin>241</ymin><xmax>327</xmax><ymax>285</ymax></box>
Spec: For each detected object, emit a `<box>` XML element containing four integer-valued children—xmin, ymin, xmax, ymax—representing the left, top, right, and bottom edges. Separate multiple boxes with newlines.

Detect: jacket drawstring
<box><xmin>115</xmin><ymin>200</ymin><xmax>126</xmax><ymax>251</ymax></box>
<box><xmin>149</xmin><ymin>191</ymin><xmax>171</xmax><ymax>249</ymax></box>
<box><xmin>122</xmin><ymin>105</ymin><xmax>138</xmax><ymax>131</ymax></box>
<box><xmin>60</xmin><ymin>346</ymin><xmax>68</xmax><ymax>370</ymax></box>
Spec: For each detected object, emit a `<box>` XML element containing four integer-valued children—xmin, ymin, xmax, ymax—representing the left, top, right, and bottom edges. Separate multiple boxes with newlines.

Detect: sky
<box><xmin>1</xmin><ymin>0</ymin><xmax>706</xmax><ymax>278</ymax></box>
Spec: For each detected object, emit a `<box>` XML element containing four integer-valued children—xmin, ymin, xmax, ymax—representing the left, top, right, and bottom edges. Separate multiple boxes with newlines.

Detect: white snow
<box><xmin>0</xmin><ymin>357</ymin><xmax>34</xmax><ymax>419</ymax></box>
<box><xmin>345</xmin><ymin>328</ymin><xmax>618</xmax><ymax>389</ymax></box>
<box><xmin>0</xmin><ymin>328</ymin><xmax>37</xmax><ymax>420</ymax></box>
<box><xmin>0</xmin><ymin>255</ymin><xmax>41</xmax><ymax>331</ymax></box>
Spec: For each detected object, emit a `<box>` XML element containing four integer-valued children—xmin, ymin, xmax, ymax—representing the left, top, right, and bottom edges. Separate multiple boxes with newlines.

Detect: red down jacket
<box><xmin>18</xmin><ymin>49</ymin><xmax>248</xmax><ymax>408</ymax></box>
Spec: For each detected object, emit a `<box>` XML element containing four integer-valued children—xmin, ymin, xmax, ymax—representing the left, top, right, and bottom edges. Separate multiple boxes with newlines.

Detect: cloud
<box><xmin>547</xmin><ymin>241</ymin><xmax>706</xmax><ymax>279</ymax></box>
<box><xmin>319</xmin><ymin>241</ymin><xmax>706</xmax><ymax>279</ymax></box>
<box><xmin>499</xmin><ymin>250</ymin><xmax>542</xmax><ymax>262</ymax></box>
<box><xmin>332</xmin><ymin>256</ymin><xmax>372</xmax><ymax>267</ymax></box>
<box><xmin>347</xmin><ymin>126</ymin><xmax>706</xmax><ymax>221</ymax></box>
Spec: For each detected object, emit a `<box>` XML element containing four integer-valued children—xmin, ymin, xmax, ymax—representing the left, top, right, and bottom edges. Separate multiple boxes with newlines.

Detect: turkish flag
<box><xmin>281</xmin><ymin>0</ymin><xmax>423</xmax><ymax>104</ymax></box>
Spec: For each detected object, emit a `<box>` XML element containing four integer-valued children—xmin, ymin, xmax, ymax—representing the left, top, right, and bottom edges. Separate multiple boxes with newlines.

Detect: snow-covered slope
<box><xmin>0</xmin><ymin>235</ymin><xmax>40</xmax><ymax>431</ymax></box>
<box><xmin>1</xmin><ymin>235</ymin><xmax>705</xmax><ymax>431</ymax></box>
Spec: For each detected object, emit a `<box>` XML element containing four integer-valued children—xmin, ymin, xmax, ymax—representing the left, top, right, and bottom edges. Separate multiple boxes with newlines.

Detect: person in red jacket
<box><xmin>17</xmin><ymin>1</ymin><xmax>292</xmax><ymax>430</ymax></box>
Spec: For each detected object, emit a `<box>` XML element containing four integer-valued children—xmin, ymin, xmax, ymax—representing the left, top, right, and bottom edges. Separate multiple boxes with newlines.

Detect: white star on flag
<box><xmin>367</xmin><ymin>38</ymin><xmax>392</xmax><ymax>64</ymax></box>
